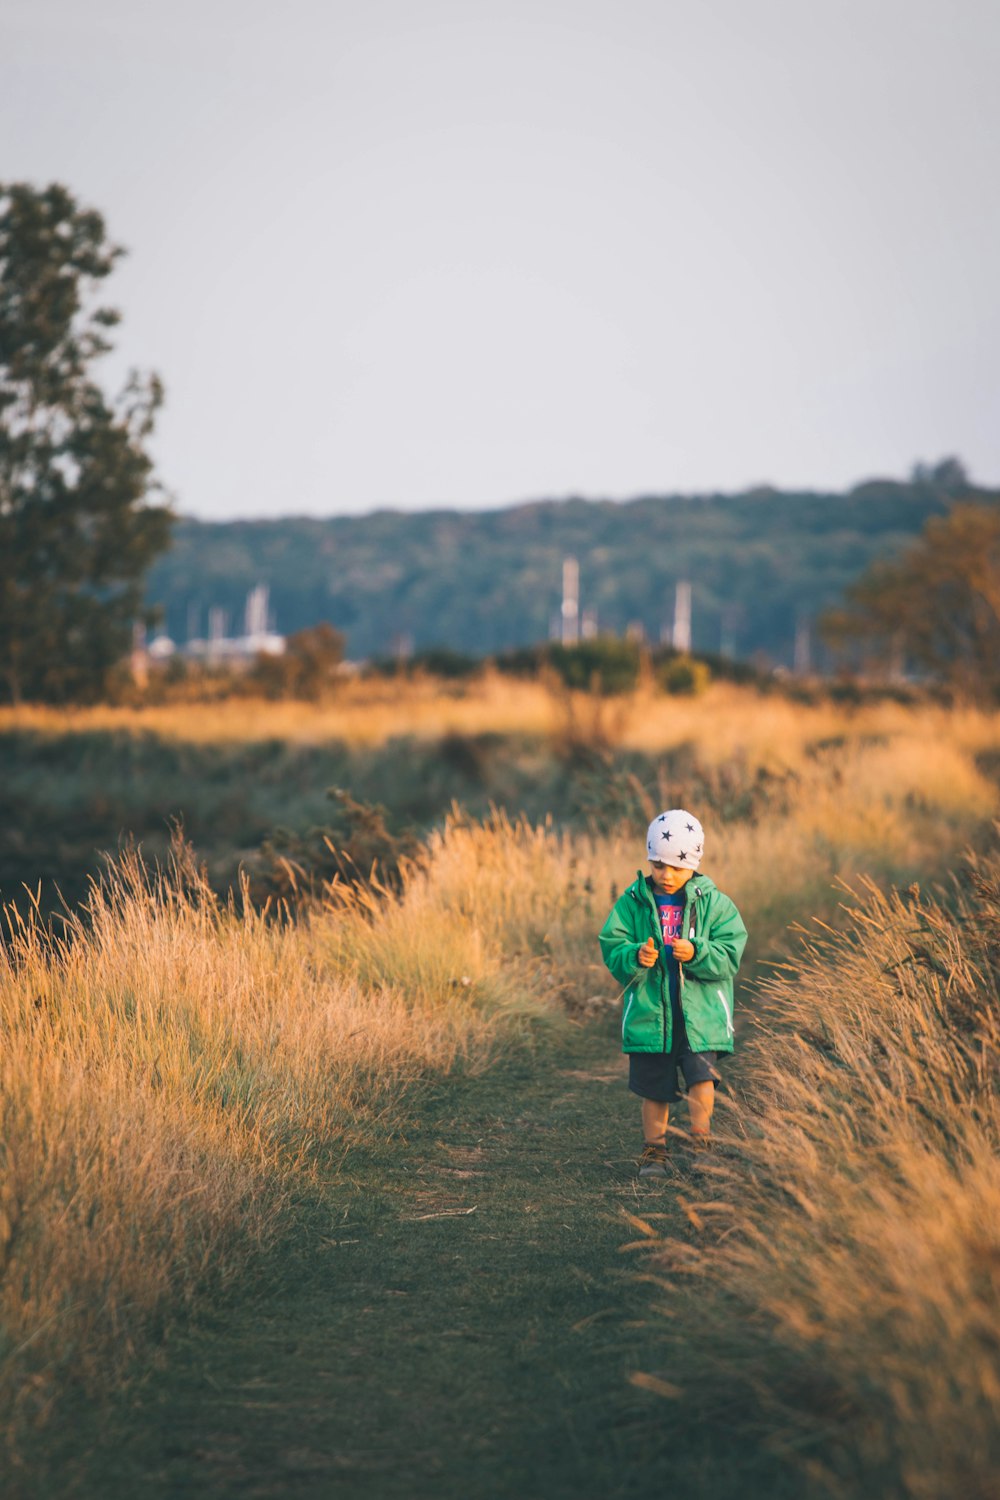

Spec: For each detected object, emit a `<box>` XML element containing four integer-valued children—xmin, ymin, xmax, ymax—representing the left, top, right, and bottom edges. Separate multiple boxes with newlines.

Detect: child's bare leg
<box><xmin>687</xmin><ymin>1081</ymin><xmax>715</xmax><ymax>1137</ymax></box>
<box><xmin>641</xmin><ymin>1097</ymin><xmax>670</xmax><ymax>1144</ymax></box>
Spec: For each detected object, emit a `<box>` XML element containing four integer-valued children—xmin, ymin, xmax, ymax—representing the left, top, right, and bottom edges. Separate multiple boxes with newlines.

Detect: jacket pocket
<box><xmin>622</xmin><ymin>985</ymin><xmax>662</xmax><ymax>1046</ymax></box>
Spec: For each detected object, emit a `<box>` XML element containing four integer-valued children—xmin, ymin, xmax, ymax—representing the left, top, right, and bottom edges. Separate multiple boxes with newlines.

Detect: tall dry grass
<box><xmin>4</xmin><ymin>676</ymin><xmax>1000</xmax><ymax>773</ymax></box>
<box><xmin>597</xmin><ymin>730</ymin><xmax>998</xmax><ymax>963</ymax></box>
<box><xmin>630</xmin><ymin>852</ymin><xmax>1000</xmax><ymax>1498</ymax></box>
<box><xmin>0</xmin><ymin>814</ymin><xmax>601</xmax><ymax>1437</ymax></box>
<box><xmin>0</xmin><ymin>671</ymin><xmax>560</xmax><ymax>747</ymax></box>
<box><xmin>1</xmin><ymin>699</ymin><xmax>998</xmax><ymax>1464</ymax></box>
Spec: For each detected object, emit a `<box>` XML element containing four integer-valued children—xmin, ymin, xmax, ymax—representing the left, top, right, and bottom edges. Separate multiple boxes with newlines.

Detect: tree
<box><xmin>910</xmin><ymin>456</ymin><xmax>971</xmax><ymax>495</ymax></box>
<box><xmin>0</xmin><ymin>182</ymin><xmax>172</xmax><ymax>704</ymax></box>
<box><xmin>823</xmin><ymin>498</ymin><xmax>1000</xmax><ymax>701</ymax></box>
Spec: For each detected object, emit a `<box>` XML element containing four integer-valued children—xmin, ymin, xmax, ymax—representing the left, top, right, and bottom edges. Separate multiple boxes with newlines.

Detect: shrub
<box><xmin>250</xmin><ymin>788</ymin><xmax>424</xmax><ymax>911</ymax></box>
<box><xmin>656</xmin><ymin>654</ymin><xmax>711</xmax><ymax>695</ymax></box>
<box><xmin>250</xmin><ymin>623</ymin><xmax>345</xmax><ymax>700</ymax></box>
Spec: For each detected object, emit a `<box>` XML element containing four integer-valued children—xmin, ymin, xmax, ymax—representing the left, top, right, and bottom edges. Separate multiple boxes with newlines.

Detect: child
<box><xmin>598</xmin><ymin>810</ymin><xmax>748</xmax><ymax>1178</ymax></box>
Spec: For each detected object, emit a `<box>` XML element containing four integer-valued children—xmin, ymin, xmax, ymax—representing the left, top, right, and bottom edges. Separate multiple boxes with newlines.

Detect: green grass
<box><xmin>17</xmin><ymin>1017</ymin><xmax>801</xmax><ymax>1500</ymax></box>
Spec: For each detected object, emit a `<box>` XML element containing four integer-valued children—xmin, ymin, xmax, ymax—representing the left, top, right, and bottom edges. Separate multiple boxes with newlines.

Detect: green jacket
<box><xmin>598</xmin><ymin>872</ymin><xmax>748</xmax><ymax>1054</ymax></box>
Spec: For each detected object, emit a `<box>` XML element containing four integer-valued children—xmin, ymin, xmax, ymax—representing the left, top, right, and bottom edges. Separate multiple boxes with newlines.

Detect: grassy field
<box><xmin>7</xmin><ymin>673</ymin><xmax>1000</xmax><ymax>756</ymax></box>
<box><xmin>20</xmin><ymin>1024</ymin><xmax>803</xmax><ymax>1500</ymax></box>
<box><xmin>628</xmin><ymin>861</ymin><xmax>1000</xmax><ymax>1500</ymax></box>
<box><xmin>2</xmin><ymin>680</ymin><xmax>999</xmax><ymax>1495</ymax></box>
<box><xmin>3</xmin><ymin>677</ymin><xmax>999</xmax><ymax>912</ymax></box>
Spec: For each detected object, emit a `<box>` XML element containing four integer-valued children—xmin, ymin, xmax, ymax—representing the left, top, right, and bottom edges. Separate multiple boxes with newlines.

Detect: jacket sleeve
<box><xmin>686</xmin><ymin>893</ymin><xmax>747</xmax><ymax>981</ymax></box>
<box><xmin>598</xmin><ymin>898</ymin><xmax>646</xmax><ymax>987</ymax></box>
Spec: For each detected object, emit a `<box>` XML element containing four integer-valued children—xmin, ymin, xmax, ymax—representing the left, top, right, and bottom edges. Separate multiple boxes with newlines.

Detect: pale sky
<box><xmin>4</xmin><ymin>0</ymin><xmax>999</xmax><ymax>518</ymax></box>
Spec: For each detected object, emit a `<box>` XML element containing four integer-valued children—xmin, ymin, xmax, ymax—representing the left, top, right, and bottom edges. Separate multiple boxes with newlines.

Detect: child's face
<box><xmin>649</xmin><ymin>861</ymin><xmax>693</xmax><ymax>895</ymax></box>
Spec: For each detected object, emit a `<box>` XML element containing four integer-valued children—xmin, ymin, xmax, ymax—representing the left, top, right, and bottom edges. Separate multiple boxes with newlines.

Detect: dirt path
<box><xmin>31</xmin><ymin>1019</ymin><xmax>790</xmax><ymax>1500</ymax></box>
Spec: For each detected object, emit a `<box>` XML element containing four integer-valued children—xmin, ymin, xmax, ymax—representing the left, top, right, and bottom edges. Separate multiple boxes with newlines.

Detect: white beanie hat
<box><xmin>646</xmin><ymin>809</ymin><xmax>704</xmax><ymax>870</ymax></box>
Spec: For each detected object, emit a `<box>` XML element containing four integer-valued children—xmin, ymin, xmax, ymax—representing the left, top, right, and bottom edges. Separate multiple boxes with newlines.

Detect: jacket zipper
<box><xmin>679</xmin><ymin>886</ymin><xmax>699</xmax><ymax>991</ymax></box>
<box><xmin>662</xmin><ymin>976</ymin><xmax>668</xmax><ymax>1051</ymax></box>
<box><xmin>675</xmin><ymin>888</ymin><xmax>701</xmax><ymax>1045</ymax></box>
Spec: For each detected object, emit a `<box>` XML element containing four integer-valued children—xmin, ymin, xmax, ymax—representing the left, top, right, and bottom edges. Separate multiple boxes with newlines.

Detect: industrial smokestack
<box><xmin>561</xmin><ymin>557</ymin><xmax>579</xmax><ymax>646</ymax></box>
<box><xmin>672</xmin><ymin>580</ymin><xmax>692</xmax><ymax>653</ymax></box>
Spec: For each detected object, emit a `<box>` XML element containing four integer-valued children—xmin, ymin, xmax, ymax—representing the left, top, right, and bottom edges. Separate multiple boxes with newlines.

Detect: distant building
<box><xmin>185</xmin><ymin>585</ymin><xmax>285</xmax><ymax>662</ymax></box>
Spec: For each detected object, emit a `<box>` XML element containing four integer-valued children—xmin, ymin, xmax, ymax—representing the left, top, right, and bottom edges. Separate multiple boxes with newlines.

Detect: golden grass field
<box><xmin>2</xmin><ymin>680</ymin><xmax>999</xmax><ymax>1490</ymax></box>
<box><xmin>4</xmin><ymin>674</ymin><xmax>1000</xmax><ymax>768</ymax></box>
<box><xmin>630</xmin><ymin>861</ymin><xmax>1000</xmax><ymax>1500</ymax></box>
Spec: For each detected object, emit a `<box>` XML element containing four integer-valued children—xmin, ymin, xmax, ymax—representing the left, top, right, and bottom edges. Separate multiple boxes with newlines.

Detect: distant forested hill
<box><xmin>145</xmin><ymin>467</ymin><xmax>993</xmax><ymax>665</ymax></box>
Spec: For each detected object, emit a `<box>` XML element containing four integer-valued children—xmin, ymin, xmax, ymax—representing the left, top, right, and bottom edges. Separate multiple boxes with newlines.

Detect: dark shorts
<box><xmin>628</xmin><ymin>1047</ymin><xmax>722</xmax><ymax>1104</ymax></box>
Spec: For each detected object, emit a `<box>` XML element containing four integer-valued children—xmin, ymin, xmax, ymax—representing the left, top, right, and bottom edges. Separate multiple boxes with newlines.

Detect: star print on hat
<box><xmin>646</xmin><ymin>809</ymin><xmax>705</xmax><ymax>870</ymax></box>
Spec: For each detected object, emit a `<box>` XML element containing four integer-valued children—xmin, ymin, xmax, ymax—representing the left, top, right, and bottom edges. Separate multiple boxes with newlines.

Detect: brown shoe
<box><xmin>638</xmin><ymin>1142</ymin><xmax>670</xmax><ymax>1178</ymax></box>
<box><xmin>687</xmin><ymin>1130</ymin><xmax>711</xmax><ymax>1152</ymax></box>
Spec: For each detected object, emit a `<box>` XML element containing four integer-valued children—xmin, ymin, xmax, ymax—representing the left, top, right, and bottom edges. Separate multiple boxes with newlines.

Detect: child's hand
<box><xmin>637</xmin><ymin>937</ymin><xmax>658</xmax><ymax>968</ymax></box>
<box><xmin>672</xmin><ymin>938</ymin><xmax>695</xmax><ymax>962</ymax></box>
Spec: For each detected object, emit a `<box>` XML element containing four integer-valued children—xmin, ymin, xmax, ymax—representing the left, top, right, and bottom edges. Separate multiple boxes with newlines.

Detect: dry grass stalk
<box><xmin>1</xmin><ymin>700</ymin><xmax>999</xmax><ymax>1464</ymax></box>
<box><xmin>0</xmin><ymin>818</ymin><xmax>597</xmax><ymax>1433</ymax></box>
<box><xmin>3</xmin><ymin>679</ymin><xmax>999</xmax><ymax>774</ymax></box>
<box><xmin>636</xmin><ymin>853</ymin><xmax>1000</xmax><ymax>1499</ymax></box>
